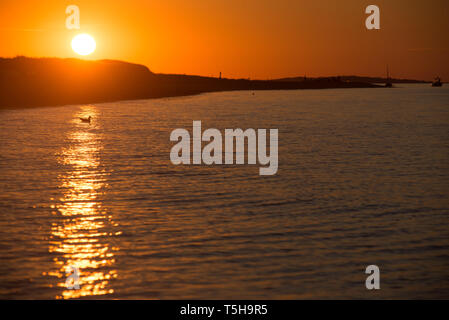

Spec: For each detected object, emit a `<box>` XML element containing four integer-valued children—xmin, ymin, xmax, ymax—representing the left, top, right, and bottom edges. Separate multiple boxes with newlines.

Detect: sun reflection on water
<box><xmin>48</xmin><ymin>105</ymin><xmax>119</xmax><ymax>299</ymax></box>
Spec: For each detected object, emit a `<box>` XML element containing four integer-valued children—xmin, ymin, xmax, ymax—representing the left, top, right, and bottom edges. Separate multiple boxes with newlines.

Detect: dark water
<box><xmin>0</xmin><ymin>84</ymin><xmax>448</xmax><ymax>299</ymax></box>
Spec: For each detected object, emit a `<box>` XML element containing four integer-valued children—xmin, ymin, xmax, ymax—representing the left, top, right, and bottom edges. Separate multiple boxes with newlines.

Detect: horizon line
<box><xmin>0</xmin><ymin>55</ymin><xmax>433</xmax><ymax>83</ymax></box>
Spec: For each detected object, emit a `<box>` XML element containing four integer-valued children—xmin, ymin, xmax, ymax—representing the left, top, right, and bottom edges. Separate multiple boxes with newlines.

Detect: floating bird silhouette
<box><xmin>79</xmin><ymin>116</ymin><xmax>92</xmax><ymax>123</ymax></box>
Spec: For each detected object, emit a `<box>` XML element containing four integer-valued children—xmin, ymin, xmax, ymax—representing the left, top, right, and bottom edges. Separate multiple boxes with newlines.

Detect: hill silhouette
<box><xmin>0</xmin><ymin>57</ymin><xmax>381</xmax><ymax>109</ymax></box>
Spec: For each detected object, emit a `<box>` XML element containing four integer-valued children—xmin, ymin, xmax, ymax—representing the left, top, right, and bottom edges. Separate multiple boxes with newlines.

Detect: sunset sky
<box><xmin>1</xmin><ymin>0</ymin><xmax>448</xmax><ymax>80</ymax></box>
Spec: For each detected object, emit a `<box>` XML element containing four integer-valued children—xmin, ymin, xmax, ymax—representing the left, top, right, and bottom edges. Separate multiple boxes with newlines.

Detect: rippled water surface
<box><xmin>1</xmin><ymin>85</ymin><xmax>448</xmax><ymax>299</ymax></box>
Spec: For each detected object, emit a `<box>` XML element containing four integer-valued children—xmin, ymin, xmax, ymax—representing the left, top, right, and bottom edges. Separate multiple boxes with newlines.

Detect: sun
<box><xmin>71</xmin><ymin>34</ymin><xmax>96</xmax><ymax>56</ymax></box>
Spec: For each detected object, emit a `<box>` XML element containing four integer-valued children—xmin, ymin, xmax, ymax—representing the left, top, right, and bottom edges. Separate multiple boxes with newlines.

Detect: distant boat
<box><xmin>385</xmin><ymin>65</ymin><xmax>393</xmax><ymax>88</ymax></box>
<box><xmin>80</xmin><ymin>116</ymin><xmax>91</xmax><ymax>123</ymax></box>
<box><xmin>432</xmin><ymin>77</ymin><xmax>442</xmax><ymax>87</ymax></box>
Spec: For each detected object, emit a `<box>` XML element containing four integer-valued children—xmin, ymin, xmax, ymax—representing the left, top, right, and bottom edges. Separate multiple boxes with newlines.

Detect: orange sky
<box><xmin>0</xmin><ymin>0</ymin><xmax>448</xmax><ymax>80</ymax></box>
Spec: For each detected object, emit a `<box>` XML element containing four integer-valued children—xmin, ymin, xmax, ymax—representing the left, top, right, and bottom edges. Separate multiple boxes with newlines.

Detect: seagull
<box><xmin>79</xmin><ymin>116</ymin><xmax>91</xmax><ymax>123</ymax></box>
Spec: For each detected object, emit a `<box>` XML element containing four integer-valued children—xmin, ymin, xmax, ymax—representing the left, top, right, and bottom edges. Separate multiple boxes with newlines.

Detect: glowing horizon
<box><xmin>0</xmin><ymin>0</ymin><xmax>448</xmax><ymax>81</ymax></box>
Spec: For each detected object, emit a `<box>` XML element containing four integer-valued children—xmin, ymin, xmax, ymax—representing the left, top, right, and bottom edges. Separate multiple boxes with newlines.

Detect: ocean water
<box><xmin>0</xmin><ymin>84</ymin><xmax>448</xmax><ymax>299</ymax></box>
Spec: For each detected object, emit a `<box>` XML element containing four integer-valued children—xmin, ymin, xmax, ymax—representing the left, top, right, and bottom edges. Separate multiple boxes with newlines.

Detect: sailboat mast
<box><xmin>384</xmin><ymin>64</ymin><xmax>393</xmax><ymax>87</ymax></box>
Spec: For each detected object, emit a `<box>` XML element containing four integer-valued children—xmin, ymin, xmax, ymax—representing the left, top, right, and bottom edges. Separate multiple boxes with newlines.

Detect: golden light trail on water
<box><xmin>46</xmin><ymin>105</ymin><xmax>120</xmax><ymax>299</ymax></box>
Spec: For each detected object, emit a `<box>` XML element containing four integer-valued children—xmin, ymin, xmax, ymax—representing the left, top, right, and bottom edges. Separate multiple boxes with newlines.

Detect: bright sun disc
<box><xmin>71</xmin><ymin>34</ymin><xmax>96</xmax><ymax>56</ymax></box>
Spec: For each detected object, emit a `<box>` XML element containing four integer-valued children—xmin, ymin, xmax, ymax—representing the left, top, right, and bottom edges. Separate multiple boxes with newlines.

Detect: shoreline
<box><xmin>0</xmin><ymin>83</ymin><xmax>382</xmax><ymax>110</ymax></box>
<box><xmin>1</xmin><ymin>57</ymin><xmax>382</xmax><ymax>110</ymax></box>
